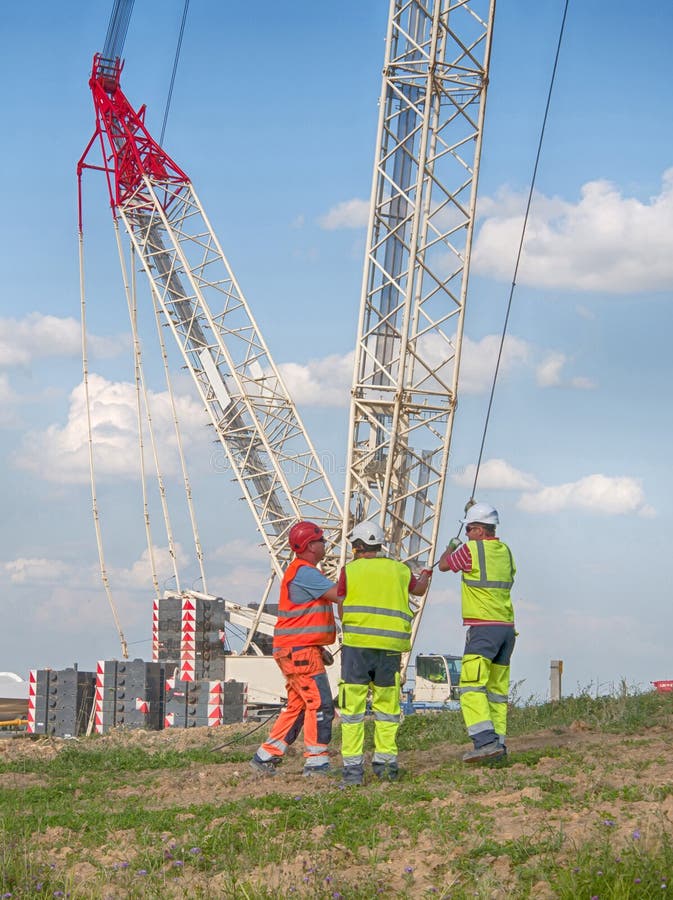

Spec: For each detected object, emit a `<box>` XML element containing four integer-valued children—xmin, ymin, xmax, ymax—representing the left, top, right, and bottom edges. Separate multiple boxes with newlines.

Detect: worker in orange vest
<box><xmin>250</xmin><ymin>521</ymin><xmax>340</xmax><ymax>776</ymax></box>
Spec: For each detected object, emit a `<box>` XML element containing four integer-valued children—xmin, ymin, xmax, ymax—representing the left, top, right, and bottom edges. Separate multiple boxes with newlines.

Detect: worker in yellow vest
<box><xmin>438</xmin><ymin>502</ymin><xmax>516</xmax><ymax>764</ymax></box>
<box><xmin>337</xmin><ymin>522</ymin><xmax>431</xmax><ymax>785</ymax></box>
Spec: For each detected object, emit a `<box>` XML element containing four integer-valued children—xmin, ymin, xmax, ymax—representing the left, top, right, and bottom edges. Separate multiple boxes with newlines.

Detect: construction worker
<box><xmin>250</xmin><ymin>521</ymin><xmax>339</xmax><ymax>777</ymax></box>
<box><xmin>337</xmin><ymin>522</ymin><xmax>431</xmax><ymax>785</ymax></box>
<box><xmin>438</xmin><ymin>502</ymin><xmax>516</xmax><ymax>764</ymax></box>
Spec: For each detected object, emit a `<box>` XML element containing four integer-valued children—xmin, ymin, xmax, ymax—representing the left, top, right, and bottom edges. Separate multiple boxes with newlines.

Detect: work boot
<box><xmin>372</xmin><ymin>762</ymin><xmax>399</xmax><ymax>782</ymax></box>
<box><xmin>302</xmin><ymin>762</ymin><xmax>332</xmax><ymax>777</ymax></box>
<box><xmin>249</xmin><ymin>753</ymin><xmax>279</xmax><ymax>776</ymax></box>
<box><xmin>462</xmin><ymin>740</ymin><xmax>506</xmax><ymax>765</ymax></box>
<box><xmin>341</xmin><ymin>765</ymin><xmax>364</xmax><ymax>787</ymax></box>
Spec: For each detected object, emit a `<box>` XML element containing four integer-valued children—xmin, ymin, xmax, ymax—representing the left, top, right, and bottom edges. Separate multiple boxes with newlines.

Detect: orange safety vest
<box><xmin>273</xmin><ymin>558</ymin><xmax>336</xmax><ymax>650</ymax></box>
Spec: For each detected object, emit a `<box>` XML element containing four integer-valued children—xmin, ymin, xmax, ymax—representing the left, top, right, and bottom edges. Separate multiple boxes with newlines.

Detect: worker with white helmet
<box><xmin>438</xmin><ymin>502</ymin><xmax>516</xmax><ymax>764</ymax></box>
<box><xmin>250</xmin><ymin>521</ymin><xmax>340</xmax><ymax>777</ymax></box>
<box><xmin>337</xmin><ymin>521</ymin><xmax>431</xmax><ymax>785</ymax></box>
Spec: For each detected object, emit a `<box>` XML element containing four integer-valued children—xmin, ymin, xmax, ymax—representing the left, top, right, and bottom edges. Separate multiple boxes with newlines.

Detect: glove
<box><xmin>419</xmin><ymin>568</ymin><xmax>433</xmax><ymax>579</ymax></box>
<box><xmin>447</xmin><ymin>538</ymin><xmax>462</xmax><ymax>554</ymax></box>
<box><xmin>464</xmin><ymin>499</ymin><xmax>476</xmax><ymax>515</ymax></box>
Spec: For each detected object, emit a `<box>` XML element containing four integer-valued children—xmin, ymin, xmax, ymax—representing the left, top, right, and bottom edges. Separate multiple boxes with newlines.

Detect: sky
<box><xmin>1</xmin><ymin>1</ymin><xmax>672</xmax><ymax>702</ymax></box>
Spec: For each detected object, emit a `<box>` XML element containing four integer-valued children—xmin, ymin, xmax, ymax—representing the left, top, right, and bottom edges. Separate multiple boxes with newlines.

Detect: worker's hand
<box><xmin>447</xmin><ymin>538</ymin><xmax>462</xmax><ymax>554</ymax></box>
<box><xmin>464</xmin><ymin>499</ymin><xmax>476</xmax><ymax>515</ymax></box>
<box><xmin>419</xmin><ymin>568</ymin><xmax>433</xmax><ymax>580</ymax></box>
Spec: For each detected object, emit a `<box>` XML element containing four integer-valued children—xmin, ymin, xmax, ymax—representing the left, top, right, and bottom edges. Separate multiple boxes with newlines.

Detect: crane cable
<box><xmin>160</xmin><ymin>0</ymin><xmax>190</xmax><ymax>146</ymax></box>
<box><xmin>466</xmin><ymin>0</ymin><xmax>570</xmax><ymax>516</ymax></box>
<box><xmin>114</xmin><ymin>223</ymin><xmax>182</xmax><ymax>593</ymax></box>
<box><xmin>79</xmin><ymin>230</ymin><xmax>129</xmax><ymax>660</ymax></box>
<box><xmin>150</xmin><ymin>289</ymin><xmax>209</xmax><ymax>595</ymax></box>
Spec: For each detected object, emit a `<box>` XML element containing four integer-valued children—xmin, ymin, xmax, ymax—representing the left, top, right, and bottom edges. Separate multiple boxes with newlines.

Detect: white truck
<box><xmin>403</xmin><ymin>653</ymin><xmax>462</xmax><ymax>710</ymax></box>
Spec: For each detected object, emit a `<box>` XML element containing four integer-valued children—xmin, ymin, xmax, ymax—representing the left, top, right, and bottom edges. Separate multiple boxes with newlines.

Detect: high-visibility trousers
<box><xmin>459</xmin><ymin>624</ymin><xmax>516</xmax><ymax>749</ymax></box>
<box><xmin>339</xmin><ymin>646</ymin><xmax>401</xmax><ymax>771</ymax></box>
<box><xmin>257</xmin><ymin>646</ymin><xmax>334</xmax><ymax>766</ymax></box>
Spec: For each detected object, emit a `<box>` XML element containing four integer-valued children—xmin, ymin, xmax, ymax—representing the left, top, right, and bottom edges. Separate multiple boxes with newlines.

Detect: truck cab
<box><xmin>412</xmin><ymin>653</ymin><xmax>462</xmax><ymax>705</ymax></box>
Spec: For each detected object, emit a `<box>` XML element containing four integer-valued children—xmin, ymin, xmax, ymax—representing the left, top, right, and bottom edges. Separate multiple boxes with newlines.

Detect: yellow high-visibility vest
<box><xmin>461</xmin><ymin>540</ymin><xmax>515</xmax><ymax>623</ymax></box>
<box><xmin>342</xmin><ymin>557</ymin><xmax>413</xmax><ymax>651</ymax></box>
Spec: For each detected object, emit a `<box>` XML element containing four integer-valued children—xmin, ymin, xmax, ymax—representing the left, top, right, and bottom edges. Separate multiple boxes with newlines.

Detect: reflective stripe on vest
<box><xmin>342</xmin><ymin>557</ymin><xmax>413</xmax><ymax>651</ymax></box>
<box><xmin>273</xmin><ymin>558</ymin><xmax>336</xmax><ymax>649</ymax></box>
<box><xmin>461</xmin><ymin>540</ymin><xmax>515</xmax><ymax>624</ymax></box>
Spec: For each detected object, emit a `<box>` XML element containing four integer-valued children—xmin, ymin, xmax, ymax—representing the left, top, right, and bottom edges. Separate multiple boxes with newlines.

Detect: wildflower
<box><xmin>173</xmin><ymin>861</ymin><xmax>184</xmax><ymax>868</ymax></box>
<box><xmin>598</xmin><ymin>870</ymin><xmax>603</xmax><ymax>876</ymax></box>
<box><xmin>604</xmin><ymin>819</ymin><xmax>616</xmax><ymax>827</ymax></box>
<box><xmin>635</xmin><ymin>878</ymin><xmax>642</xmax><ymax>884</ymax></box>
<box><xmin>405</xmin><ymin>866</ymin><xmax>414</xmax><ymax>874</ymax></box>
<box><xmin>633</xmin><ymin>830</ymin><xmax>641</xmax><ymax>840</ymax></box>
<box><xmin>573</xmin><ymin>868</ymin><xmax>580</xmax><ymax>873</ymax></box>
<box><xmin>325</xmin><ymin>876</ymin><xmax>332</xmax><ymax>883</ymax></box>
<box><xmin>189</xmin><ymin>847</ymin><xmax>201</xmax><ymax>855</ymax></box>
<box><xmin>120</xmin><ymin>862</ymin><xmax>129</xmax><ymax>869</ymax></box>
<box><xmin>137</xmin><ymin>870</ymin><xmax>147</xmax><ymax>876</ymax></box>
<box><xmin>332</xmin><ymin>893</ymin><xmax>343</xmax><ymax>899</ymax></box>
<box><xmin>2</xmin><ymin>893</ymin><xmax>12</xmax><ymax>898</ymax></box>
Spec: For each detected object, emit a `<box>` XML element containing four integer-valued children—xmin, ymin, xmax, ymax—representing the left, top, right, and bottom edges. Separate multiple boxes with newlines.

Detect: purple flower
<box><xmin>404</xmin><ymin>866</ymin><xmax>414</xmax><ymax>874</ymax></box>
<box><xmin>597</xmin><ymin>870</ymin><xmax>603</xmax><ymax>876</ymax></box>
<box><xmin>173</xmin><ymin>860</ymin><xmax>184</xmax><ymax>868</ymax></box>
<box><xmin>137</xmin><ymin>870</ymin><xmax>147</xmax><ymax>876</ymax></box>
<box><xmin>604</xmin><ymin>819</ymin><xmax>616</xmax><ymax>827</ymax></box>
<box><xmin>2</xmin><ymin>894</ymin><xmax>11</xmax><ymax>898</ymax></box>
<box><xmin>189</xmin><ymin>847</ymin><xmax>201</xmax><ymax>855</ymax></box>
<box><xmin>120</xmin><ymin>862</ymin><xmax>129</xmax><ymax>870</ymax></box>
<box><xmin>635</xmin><ymin>878</ymin><xmax>642</xmax><ymax>884</ymax></box>
<box><xmin>332</xmin><ymin>893</ymin><xmax>343</xmax><ymax>900</ymax></box>
<box><xmin>633</xmin><ymin>830</ymin><xmax>641</xmax><ymax>840</ymax></box>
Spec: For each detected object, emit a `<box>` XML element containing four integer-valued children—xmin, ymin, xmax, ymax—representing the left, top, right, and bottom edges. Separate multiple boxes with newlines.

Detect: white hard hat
<box><xmin>462</xmin><ymin>502</ymin><xmax>499</xmax><ymax>526</ymax></box>
<box><xmin>350</xmin><ymin>521</ymin><xmax>386</xmax><ymax>547</ymax></box>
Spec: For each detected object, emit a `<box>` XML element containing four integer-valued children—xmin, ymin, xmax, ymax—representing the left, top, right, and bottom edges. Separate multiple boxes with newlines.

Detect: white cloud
<box><xmin>535</xmin><ymin>351</ymin><xmax>595</xmax><ymax>390</ymax></box>
<box><xmin>0</xmin><ymin>313</ymin><xmax>127</xmax><ymax>368</ymax></box>
<box><xmin>318</xmin><ymin>198</ymin><xmax>369</xmax><ymax>230</ymax></box>
<box><xmin>472</xmin><ymin>169</ymin><xmax>673</xmax><ymax>292</ymax></box>
<box><xmin>111</xmin><ymin>544</ymin><xmax>190</xmax><ymax>591</ymax></box>
<box><xmin>452</xmin><ymin>458</ymin><xmax>540</xmax><ymax>491</ymax></box>
<box><xmin>518</xmin><ymin>474</ymin><xmax>652</xmax><ymax>516</ymax></box>
<box><xmin>4</xmin><ymin>557</ymin><xmax>73</xmax><ymax>585</ymax></box>
<box><xmin>13</xmin><ymin>373</ymin><xmax>207</xmax><ymax>484</ymax></box>
<box><xmin>213</xmin><ymin>539</ymin><xmax>270</xmax><ymax>565</ymax></box>
<box><xmin>278</xmin><ymin>351</ymin><xmax>353</xmax><ymax>406</ymax></box>
<box><xmin>457</xmin><ymin>333</ymin><xmax>530</xmax><ymax>394</ymax></box>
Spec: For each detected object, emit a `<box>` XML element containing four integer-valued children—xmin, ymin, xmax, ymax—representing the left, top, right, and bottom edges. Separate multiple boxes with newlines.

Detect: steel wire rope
<box><xmin>78</xmin><ymin>230</ymin><xmax>129</xmax><ymax>660</ymax></box>
<box><xmin>149</xmin><ymin>290</ymin><xmax>208</xmax><ymax>595</ymax></box>
<box><xmin>466</xmin><ymin>0</ymin><xmax>570</xmax><ymax>519</ymax></box>
<box><xmin>115</xmin><ymin>227</ymin><xmax>161</xmax><ymax>598</ymax></box>
<box><xmin>114</xmin><ymin>224</ymin><xmax>182</xmax><ymax>592</ymax></box>
<box><xmin>159</xmin><ymin>0</ymin><xmax>190</xmax><ymax>146</ymax></box>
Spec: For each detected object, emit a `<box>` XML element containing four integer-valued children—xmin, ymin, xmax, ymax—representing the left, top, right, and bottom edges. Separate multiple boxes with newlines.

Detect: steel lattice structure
<box><xmin>78</xmin><ymin>55</ymin><xmax>343</xmax><ymax>581</ymax></box>
<box><xmin>343</xmin><ymin>0</ymin><xmax>496</xmax><ymax>599</ymax></box>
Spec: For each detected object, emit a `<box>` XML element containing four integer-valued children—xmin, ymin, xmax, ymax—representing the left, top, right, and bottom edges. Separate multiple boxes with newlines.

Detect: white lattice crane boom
<box><xmin>344</xmin><ymin>0</ymin><xmax>495</xmax><ymax>611</ymax></box>
<box><xmin>78</xmin><ymin>55</ymin><xmax>343</xmax><ymax>582</ymax></box>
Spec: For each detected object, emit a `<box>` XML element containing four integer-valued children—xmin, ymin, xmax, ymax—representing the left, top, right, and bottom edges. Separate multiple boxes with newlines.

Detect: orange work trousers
<box><xmin>259</xmin><ymin>646</ymin><xmax>334</xmax><ymax>764</ymax></box>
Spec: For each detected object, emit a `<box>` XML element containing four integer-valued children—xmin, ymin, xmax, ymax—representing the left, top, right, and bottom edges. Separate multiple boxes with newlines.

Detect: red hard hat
<box><xmin>288</xmin><ymin>521</ymin><xmax>324</xmax><ymax>553</ymax></box>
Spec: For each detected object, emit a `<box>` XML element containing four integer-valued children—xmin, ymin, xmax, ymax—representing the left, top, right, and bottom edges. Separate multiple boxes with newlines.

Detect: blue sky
<box><xmin>1</xmin><ymin>1</ymin><xmax>671</xmax><ymax>701</ymax></box>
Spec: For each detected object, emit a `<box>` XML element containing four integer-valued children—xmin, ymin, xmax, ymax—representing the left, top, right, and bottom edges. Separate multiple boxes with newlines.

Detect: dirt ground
<box><xmin>2</xmin><ymin>720</ymin><xmax>673</xmax><ymax>897</ymax></box>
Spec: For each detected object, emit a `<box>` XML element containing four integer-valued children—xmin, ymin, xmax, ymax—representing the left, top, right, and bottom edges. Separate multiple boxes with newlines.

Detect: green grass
<box><xmin>0</xmin><ymin>689</ymin><xmax>671</xmax><ymax>897</ymax></box>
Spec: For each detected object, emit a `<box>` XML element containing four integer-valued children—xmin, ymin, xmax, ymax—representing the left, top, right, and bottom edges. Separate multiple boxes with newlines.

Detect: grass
<box><xmin>0</xmin><ymin>688</ymin><xmax>671</xmax><ymax>897</ymax></box>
